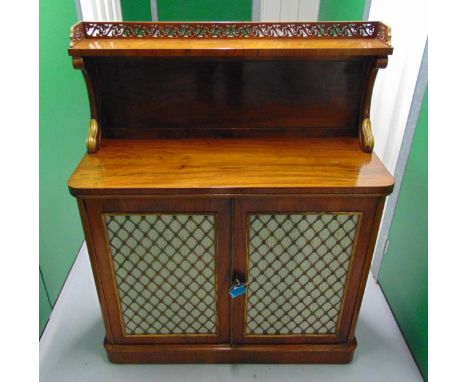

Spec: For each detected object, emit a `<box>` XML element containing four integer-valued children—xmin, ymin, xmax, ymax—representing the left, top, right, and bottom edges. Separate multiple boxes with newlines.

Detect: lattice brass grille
<box><xmin>105</xmin><ymin>214</ymin><xmax>217</xmax><ymax>335</ymax></box>
<box><xmin>246</xmin><ymin>213</ymin><xmax>359</xmax><ymax>335</ymax></box>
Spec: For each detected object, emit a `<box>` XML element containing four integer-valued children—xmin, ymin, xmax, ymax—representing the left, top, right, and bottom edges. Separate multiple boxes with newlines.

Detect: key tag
<box><xmin>229</xmin><ymin>278</ymin><xmax>247</xmax><ymax>299</ymax></box>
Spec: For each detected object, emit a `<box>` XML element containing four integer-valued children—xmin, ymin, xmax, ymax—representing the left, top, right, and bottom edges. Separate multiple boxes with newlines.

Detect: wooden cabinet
<box><xmin>68</xmin><ymin>21</ymin><xmax>393</xmax><ymax>363</ymax></box>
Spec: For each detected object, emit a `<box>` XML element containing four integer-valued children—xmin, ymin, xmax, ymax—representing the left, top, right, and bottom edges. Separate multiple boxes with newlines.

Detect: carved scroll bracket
<box><xmin>360</xmin><ymin>118</ymin><xmax>374</xmax><ymax>153</ymax></box>
<box><xmin>376</xmin><ymin>57</ymin><xmax>388</xmax><ymax>69</ymax></box>
<box><xmin>86</xmin><ymin>119</ymin><xmax>100</xmax><ymax>154</ymax></box>
<box><xmin>72</xmin><ymin>57</ymin><xmax>84</xmax><ymax>70</ymax></box>
<box><xmin>71</xmin><ymin>57</ymin><xmax>100</xmax><ymax>152</ymax></box>
<box><xmin>359</xmin><ymin>57</ymin><xmax>389</xmax><ymax>153</ymax></box>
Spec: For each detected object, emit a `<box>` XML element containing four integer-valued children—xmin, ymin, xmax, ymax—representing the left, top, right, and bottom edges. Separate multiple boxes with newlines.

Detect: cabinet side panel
<box><xmin>77</xmin><ymin>199</ymin><xmax>118</xmax><ymax>342</ymax></box>
<box><xmin>346</xmin><ymin>197</ymin><xmax>386</xmax><ymax>340</ymax></box>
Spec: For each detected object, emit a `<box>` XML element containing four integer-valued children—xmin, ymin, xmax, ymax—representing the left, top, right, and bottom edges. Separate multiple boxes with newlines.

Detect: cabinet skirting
<box><xmin>104</xmin><ymin>338</ymin><xmax>357</xmax><ymax>364</ymax></box>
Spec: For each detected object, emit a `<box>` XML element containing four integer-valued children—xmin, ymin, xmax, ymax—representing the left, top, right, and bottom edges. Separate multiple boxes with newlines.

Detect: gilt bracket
<box><xmin>359</xmin><ymin>57</ymin><xmax>388</xmax><ymax>153</ymax></box>
<box><xmin>86</xmin><ymin>119</ymin><xmax>100</xmax><ymax>154</ymax></box>
<box><xmin>360</xmin><ymin>118</ymin><xmax>374</xmax><ymax>153</ymax></box>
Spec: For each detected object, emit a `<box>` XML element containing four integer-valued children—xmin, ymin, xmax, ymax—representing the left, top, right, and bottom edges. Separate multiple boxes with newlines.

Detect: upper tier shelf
<box><xmin>68</xmin><ymin>137</ymin><xmax>394</xmax><ymax>196</ymax></box>
<box><xmin>68</xmin><ymin>21</ymin><xmax>393</xmax><ymax>57</ymax></box>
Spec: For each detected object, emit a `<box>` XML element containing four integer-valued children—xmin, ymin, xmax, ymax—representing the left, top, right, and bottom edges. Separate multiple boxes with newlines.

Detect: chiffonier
<box><xmin>67</xmin><ymin>21</ymin><xmax>393</xmax><ymax>364</ymax></box>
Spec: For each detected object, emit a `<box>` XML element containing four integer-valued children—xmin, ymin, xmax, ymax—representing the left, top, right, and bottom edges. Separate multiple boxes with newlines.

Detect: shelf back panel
<box><xmin>87</xmin><ymin>57</ymin><xmax>369</xmax><ymax>139</ymax></box>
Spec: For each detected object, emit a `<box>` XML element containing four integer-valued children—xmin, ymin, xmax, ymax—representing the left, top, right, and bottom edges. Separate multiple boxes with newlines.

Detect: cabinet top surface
<box><xmin>68</xmin><ymin>138</ymin><xmax>394</xmax><ymax>196</ymax></box>
<box><xmin>68</xmin><ymin>21</ymin><xmax>392</xmax><ymax>57</ymax></box>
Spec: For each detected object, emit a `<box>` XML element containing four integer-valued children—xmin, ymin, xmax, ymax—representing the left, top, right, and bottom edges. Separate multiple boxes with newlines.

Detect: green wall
<box><xmin>120</xmin><ymin>0</ymin><xmax>152</xmax><ymax>21</ymax></box>
<box><xmin>378</xmin><ymin>90</ymin><xmax>428</xmax><ymax>380</ymax></box>
<box><xmin>120</xmin><ymin>0</ymin><xmax>370</xmax><ymax>22</ymax></box>
<box><xmin>157</xmin><ymin>0</ymin><xmax>251</xmax><ymax>21</ymax></box>
<box><xmin>319</xmin><ymin>0</ymin><xmax>365</xmax><ymax>21</ymax></box>
<box><xmin>121</xmin><ymin>0</ymin><xmax>252</xmax><ymax>21</ymax></box>
<box><xmin>121</xmin><ymin>0</ymin><xmax>368</xmax><ymax>23</ymax></box>
<box><xmin>39</xmin><ymin>0</ymin><xmax>88</xmax><ymax>334</ymax></box>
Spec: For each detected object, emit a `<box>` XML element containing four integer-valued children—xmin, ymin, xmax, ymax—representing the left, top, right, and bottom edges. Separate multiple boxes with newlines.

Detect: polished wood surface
<box><xmin>70</xmin><ymin>23</ymin><xmax>392</xmax><ymax>152</ymax></box>
<box><xmin>69</xmin><ymin>138</ymin><xmax>394</xmax><ymax>196</ymax></box>
<box><xmin>104</xmin><ymin>339</ymin><xmax>357</xmax><ymax>364</ymax></box>
<box><xmin>70</xmin><ymin>22</ymin><xmax>392</xmax><ymax>153</ymax></box>
<box><xmin>347</xmin><ymin>197</ymin><xmax>386</xmax><ymax>340</ymax></box>
<box><xmin>69</xmin><ymin>21</ymin><xmax>392</xmax><ymax>58</ymax></box>
<box><xmin>79</xmin><ymin>194</ymin><xmax>383</xmax><ymax>363</ymax></box>
<box><xmin>70</xmin><ymin>38</ymin><xmax>392</xmax><ymax>57</ymax></box>
<box><xmin>87</xmin><ymin>57</ymin><xmax>369</xmax><ymax>139</ymax></box>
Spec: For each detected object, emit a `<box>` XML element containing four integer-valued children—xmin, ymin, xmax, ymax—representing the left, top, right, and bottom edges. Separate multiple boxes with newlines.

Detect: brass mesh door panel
<box><xmin>232</xmin><ymin>198</ymin><xmax>378</xmax><ymax>345</ymax></box>
<box><xmin>106</xmin><ymin>214</ymin><xmax>217</xmax><ymax>336</ymax></box>
<box><xmin>85</xmin><ymin>198</ymin><xmax>230</xmax><ymax>344</ymax></box>
<box><xmin>246</xmin><ymin>213</ymin><xmax>359</xmax><ymax>336</ymax></box>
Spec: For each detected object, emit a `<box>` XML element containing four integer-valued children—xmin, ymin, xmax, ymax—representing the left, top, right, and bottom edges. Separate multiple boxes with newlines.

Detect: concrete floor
<box><xmin>40</xmin><ymin>244</ymin><xmax>423</xmax><ymax>382</ymax></box>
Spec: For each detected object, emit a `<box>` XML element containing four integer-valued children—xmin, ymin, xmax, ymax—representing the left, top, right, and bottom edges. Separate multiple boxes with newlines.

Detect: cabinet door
<box><xmin>83</xmin><ymin>198</ymin><xmax>231</xmax><ymax>345</ymax></box>
<box><xmin>232</xmin><ymin>197</ymin><xmax>381</xmax><ymax>344</ymax></box>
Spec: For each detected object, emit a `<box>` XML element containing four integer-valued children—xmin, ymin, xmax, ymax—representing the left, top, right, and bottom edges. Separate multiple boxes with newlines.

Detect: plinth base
<box><xmin>104</xmin><ymin>338</ymin><xmax>357</xmax><ymax>364</ymax></box>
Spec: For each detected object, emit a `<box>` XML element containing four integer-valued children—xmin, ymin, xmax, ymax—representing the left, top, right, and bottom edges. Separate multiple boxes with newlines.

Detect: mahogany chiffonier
<box><xmin>67</xmin><ymin>21</ymin><xmax>394</xmax><ymax>364</ymax></box>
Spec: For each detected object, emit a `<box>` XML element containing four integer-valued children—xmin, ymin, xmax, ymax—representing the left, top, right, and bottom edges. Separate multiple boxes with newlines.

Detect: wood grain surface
<box><xmin>68</xmin><ymin>138</ymin><xmax>394</xmax><ymax>196</ymax></box>
<box><xmin>70</xmin><ymin>38</ymin><xmax>392</xmax><ymax>57</ymax></box>
<box><xmin>89</xmin><ymin>57</ymin><xmax>368</xmax><ymax>139</ymax></box>
<box><xmin>104</xmin><ymin>339</ymin><xmax>357</xmax><ymax>364</ymax></box>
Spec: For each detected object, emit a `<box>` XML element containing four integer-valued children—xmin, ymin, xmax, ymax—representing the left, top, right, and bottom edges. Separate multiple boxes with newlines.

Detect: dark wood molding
<box><xmin>104</xmin><ymin>338</ymin><xmax>357</xmax><ymax>364</ymax></box>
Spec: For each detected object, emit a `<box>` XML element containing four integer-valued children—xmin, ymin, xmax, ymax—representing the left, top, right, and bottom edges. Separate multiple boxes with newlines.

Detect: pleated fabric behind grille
<box><xmin>246</xmin><ymin>213</ymin><xmax>360</xmax><ymax>335</ymax></box>
<box><xmin>105</xmin><ymin>214</ymin><xmax>217</xmax><ymax>335</ymax></box>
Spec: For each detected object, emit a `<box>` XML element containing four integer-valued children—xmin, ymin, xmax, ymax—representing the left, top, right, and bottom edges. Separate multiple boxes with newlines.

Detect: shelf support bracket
<box><xmin>71</xmin><ymin>57</ymin><xmax>100</xmax><ymax>154</ymax></box>
<box><xmin>359</xmin><ymin>57</ymin><xmax>388</xmax><ymax>153</ymax></box>
<box><xmin>360</xmin><ymin>118</ymin><xmax>374</xmax><ymax>153</ymax></box>
<box><xmin>86</xmin><ymin>119</ymin><xmax>99</xmax><ymax>154</ymax></box>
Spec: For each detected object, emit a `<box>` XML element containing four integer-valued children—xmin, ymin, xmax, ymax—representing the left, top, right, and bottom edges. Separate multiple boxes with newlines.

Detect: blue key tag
<box><xmin>229</xmin><ymin>279</ymin><xmax>246</xmax><ymax>298</ymax></box>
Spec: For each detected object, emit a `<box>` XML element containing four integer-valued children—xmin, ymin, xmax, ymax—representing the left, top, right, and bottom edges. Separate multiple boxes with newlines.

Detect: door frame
<box><xmin>231</xmin><ymin>196</ymin><xmax>380</xmax><ymax>345</ymax></box>
<box><xmin>84</xmin><ymin>197</ymin><xmax>232</xmax><ymax>345</ymax></box>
